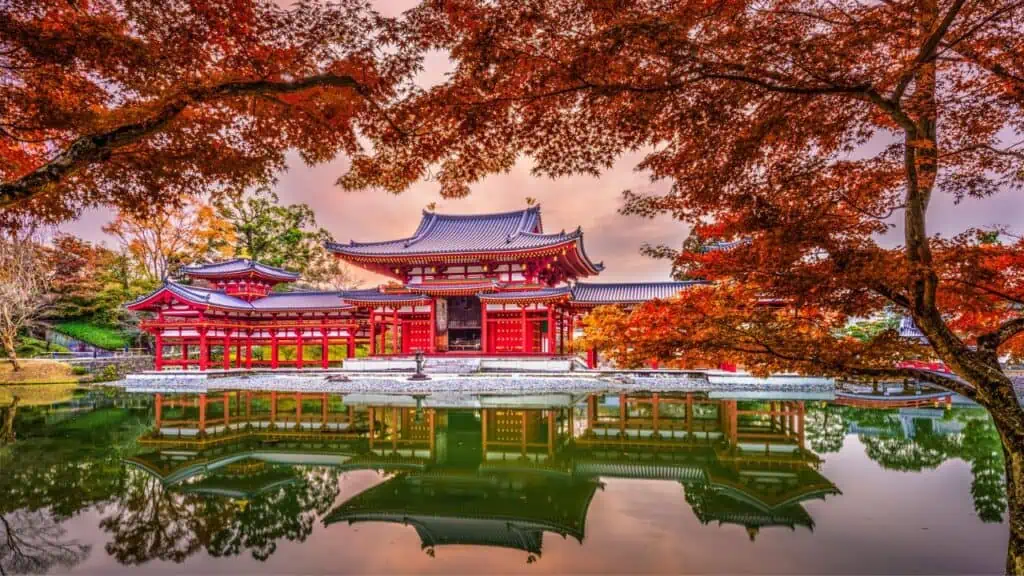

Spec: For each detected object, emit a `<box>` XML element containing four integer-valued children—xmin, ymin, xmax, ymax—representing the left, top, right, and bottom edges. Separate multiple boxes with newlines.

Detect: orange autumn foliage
<box><xmin>349</xmin><ymin>0</ymin><xmax>1024</xmax><ymax>393</ymax></box>
<box><xmin>0</xmin><ymin>0</ymin><xmax>416</xmax><ymax>226</ymax></box>
<box><xmin>349</xmin><ymin>4</ymin><xmax>1024</xmax><ymax>565</ymax></box>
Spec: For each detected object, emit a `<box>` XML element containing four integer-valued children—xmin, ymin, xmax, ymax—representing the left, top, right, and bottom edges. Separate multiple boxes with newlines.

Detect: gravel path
<box><xmin>117</xmin><ymin>371</ymin><xmax>838</xmax><ymax>397</ymax></box>
<box><xmin>115</xmin><ymin>371</ymin><xmax>1024</xmax><ymax>404</ymax></box>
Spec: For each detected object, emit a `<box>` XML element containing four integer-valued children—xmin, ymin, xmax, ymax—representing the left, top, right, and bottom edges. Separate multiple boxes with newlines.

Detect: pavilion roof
<box><xmin>406</xmin><ymin>279</ymin><xmax>504</xmax><ymax>296</ymax></box>
<box><xmin>252</xmin><ymin>291</ymin><xmax>353</xmax><ymax>312</ymax></box>
<box><xmin>326</xmin><ymin>207</ymin><xmax>603</xmax><ymax>276</ymax></box>
<box><xmin>341</xmin><ymin>288</ymin><xmax>432</xmax><ymax>307</ymax></box>
<box><xmin>477</xmin><ymin>286</ymin><xmax>572</xmax><ymax>305</ymax></box>
<box><xmin>128</xmin><ymin>281</ymin><xmax>353</xmax><ymax>312</ymax></box>
<box><xmin>699</xmin><ymin>238</ymin><xmax>752</xmax><ymax>253</ymax></box>
<box><xmin>181</xmin><ymin>258</ymin><xmax>299</xmax><ymax>282</ymax></box>
<box><xmin>148</xmin><ymin>281</ymin><xmax>253</xmax><ymax>311</ymax></box>
<box><xmin>323</xmin><ymin>472</ymin><xmax>597</xmax><ymax>545</ymax></box>
<box><xmin>570</xmin><ymin>281</ymin><xmax>707</xmax><ymax>305</ymax></box>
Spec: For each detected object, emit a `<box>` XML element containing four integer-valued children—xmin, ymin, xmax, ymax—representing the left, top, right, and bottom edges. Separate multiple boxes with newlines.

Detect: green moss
<box><xmin>52</xmin><ymin>321</ymin><xmax>129</xmax><ymax>350</ymax></box>
<box><xmin>0</xmin><ymin>337</ymin><xmax>70</xmax><ymax>359</ymax></box>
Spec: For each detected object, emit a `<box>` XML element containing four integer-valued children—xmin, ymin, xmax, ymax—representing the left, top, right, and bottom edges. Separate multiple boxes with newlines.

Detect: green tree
<box><xmin>804</xmin><ymin>403</ymin><xmax>849</xmax><ymax>454</ymax></box>
<box><xmin>214</xmin><ymin>188</ymin><xmax>358</xmax><ymax>288</ymax></box>
<box><xmin>215</xmin><ymin>188</ymin><xmax>327</xmax><ymax>271</ymax></box>
<box><xmin>961</xmin><ymin>416</ymin><xmax>1008</xmax><ymax>523</ymax></box>
<box><xmin>101</xmin><ymin>465</ymin><xmax>340</xmax><ymax>564</ymax></box>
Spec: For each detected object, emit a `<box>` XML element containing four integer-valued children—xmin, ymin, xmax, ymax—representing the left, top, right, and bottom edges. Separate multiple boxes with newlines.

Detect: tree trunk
<box><xmin>1</xmin><ymin>333</ymin><xmax>19</xmax><ymax>372</ymax></box>
<box><xmin>1</xmin><ymin>396</ymin><xmax>18</xmax><ymax>445</ymax></box>
<box><xmin>1005</xmin><ymin>444</ymin><xmax>1023</xmax><ymax>575</ymax></box>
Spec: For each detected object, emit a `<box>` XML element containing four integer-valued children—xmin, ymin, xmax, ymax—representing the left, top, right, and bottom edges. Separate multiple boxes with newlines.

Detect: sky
<box><xmin>59</xmin><ymin>0</ymin><xmax>1024</xmax><ymax>287</ymax></box>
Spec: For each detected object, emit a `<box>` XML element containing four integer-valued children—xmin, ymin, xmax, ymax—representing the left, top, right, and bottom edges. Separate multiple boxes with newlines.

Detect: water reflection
<box><xmin>0</xmin><ymin>388</ymin><xmax>1009</xmax><ymax>573</ymax></box>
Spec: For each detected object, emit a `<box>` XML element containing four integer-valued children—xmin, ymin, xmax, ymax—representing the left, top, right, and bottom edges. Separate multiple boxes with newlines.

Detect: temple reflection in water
<box><xmin>128</xmin><ymin>391</ymin><xmax>839</xmax><ymax>559</ymax></box>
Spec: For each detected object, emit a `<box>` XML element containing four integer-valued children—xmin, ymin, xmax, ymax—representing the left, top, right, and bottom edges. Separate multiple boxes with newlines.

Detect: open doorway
<box><xmin>444</xmin><ymin>296</ymin><xmax>482</xmax><ymax>351</ymax></box>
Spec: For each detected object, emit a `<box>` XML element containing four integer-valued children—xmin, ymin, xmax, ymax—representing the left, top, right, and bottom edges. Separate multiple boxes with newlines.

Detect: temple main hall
<box><xmin>129</xmin><ymin>206</ymin><xmax>703</xmax><ymax>370</ymax></box>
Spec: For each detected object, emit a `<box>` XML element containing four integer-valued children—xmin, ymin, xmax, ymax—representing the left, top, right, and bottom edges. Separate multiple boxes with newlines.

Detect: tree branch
<box><xmin>892</xmin><ymin>0</ymin><xmax>967</xmax><ymax>101</ymax></box>
<box><xmin>978</xmin><ymin>317</ymin><xmax>1024</xmax><ymax>351</ymax></box>
<box><xmin>0</xmin><ymin>73</ymin><xmax>369</xmax><ymax>208</ymax></box>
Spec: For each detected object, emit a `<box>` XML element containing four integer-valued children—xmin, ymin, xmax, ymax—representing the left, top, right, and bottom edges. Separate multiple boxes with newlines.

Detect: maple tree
<box><xmin>103</xmin><ymin>198</ymin><xmax>235</xmax><ymax>283</ymax></box>
<box><xmin>347</xmin><ymin>0</ymin><xmax>1024</xmax><ymax>568</ymax></box>
<box><xmin>0</xmin><ymin>230</ymin><xmax>53</xmax><ymax>371</ymax></box>
<box><xmin>0</xmin><ymin>0</ymin><xmax>415</xmax><ymax>227</ymax></box>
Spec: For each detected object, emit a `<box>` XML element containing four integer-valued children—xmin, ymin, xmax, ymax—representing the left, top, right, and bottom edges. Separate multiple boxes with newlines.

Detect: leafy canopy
<box><xmin>0</xmin><ymin>0</ymin><xmax>416</xmax><ymax>227</ymax></box>
<box><xmin>347</xmin><ymin>0</ymin><xmax>1024</xmax><ymax>405</ymax></box>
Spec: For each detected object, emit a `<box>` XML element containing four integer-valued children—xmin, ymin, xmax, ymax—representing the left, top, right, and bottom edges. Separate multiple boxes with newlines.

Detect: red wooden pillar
<box><xmin>568</xmin><ymin>313</ymin><xmax>575</xmax><ymax>353</ymax></box>
<box><xmin>546</xmin><ymin>305</ymin><xmax>555</xmax><ymax>354</ymax></box>
<box><xmin>321</xmin><ymin>329</ymin><xmax>329</xmax><ymax>369</ymax></box>
<box><xmin>198</xmin><ymin>328</ymin><xmax>209</xmax><ymax>371</ymax></box>
<box><xmin>295</xmin><ymin>392</ymin><xmax>303</xmax><ymax>423</ymax></box>
<box><xmin>558</xmin><ymin>309</ymin><xmax>564</xmax><ymax>354</ymax></box>
<box><xmin>391</xmin><ymin>307</ymin><xmax>399</xmax><ymax>355</ymax></box>
<box><xmin>481</xmin><ymin>304</ymin><xmax>489</xmax><ymax>355</ymax></box>
<box><xmin>369</xmin><ymin>312</ymin><xmax>376</xmax><ymax>356</ymax></box>
<box><xmin>235</xmin><ymin>342</ymin><xmax>242</xmax><ymax>369</ymax></box>
<box><xmin>520</xmin><ymin>305</ymin><xmax>528</xmax><ymax>354</ymax></box>
<box><xmin>198</xmin><ymin>394</ymin><xmax>207</xmax><ymax>434</ymax></box>
<box><xmin>245</xmin><ymin>331</ymin><xmax>253</xmax><ymax>369</ymax></box>
<box><xmin>296</xmin><ymin>324</ymin><xmax>304</xmax><ymax>370</ymax></box>
<box><xmin>726</xmin><ymin>400</ymin><xmax>738</xmax><ymax>446</ymax></box>
<box><xmin>347</xmin><ymin>332</ymin><xmax>355</xmax><ymax>358</ymax></box>
<box><xmin>222</xmin><ymin>330</ymin><xmax>231</xmax><ymax>371</ymax></box>
<box><xmin>270</xmin><ymin>329</ymin><xmax>279</xmax><ymax>369</ymax></box>
<box><xmin>154</xmin><ymin>393</ymin><xmax>163</xmax><ymax>430</ymax></box>
<box><xmin>270</xmin><ymin>391</ymin><xmax>278</xmax><ymax>424</ymax></box>
<box><xmin>223</xmin><ymin>392</ymin><xmax>231</xmax><ymax>427</ymax></box>
<box><xmin>797</xmin><ymin>401</ymin><xmax>806</xmax><ymax>448</ymax></box>
<box><xmin>586</xmin><ymin>347</ymin><xmax>598</xmax><ymax>369</ymax></box>
<box><xmin>154</xmin><ymin>332</ymin><xmax>163</xmax><ymax>371</ymax></box>
<box><xmin>429</xmin><ymin>299</ymin><xmax>437</xmax><ymax>354</ymax></box>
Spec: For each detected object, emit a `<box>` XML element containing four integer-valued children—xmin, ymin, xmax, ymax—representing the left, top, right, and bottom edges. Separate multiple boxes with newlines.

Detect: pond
<box><xmin>0</xmin><ymin>387</ymin><xmax>1010</xmax><ymax>574</ymax></box>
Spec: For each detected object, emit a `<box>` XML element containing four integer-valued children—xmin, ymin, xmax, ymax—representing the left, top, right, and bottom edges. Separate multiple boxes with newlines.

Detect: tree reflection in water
<box><xmin>100</xmin><ymin>466</ymin><xmax>340</xmax><ymax>564</ymax></box>
<box><xmin>0</xmin><ymin>509</ymin><xmax>89</xmax><ymax>575</ymax></box>
<box><xmin>0</xmin><ymin>400</ymin><xmax>147</xmax><ymax>575</ymax></box>
<box><xmin>0</xmin><ymin>389</ymin><xmax>1012</xmax><ymax>571</ymax></box>
<box><xmin>807</xmin><ymin>403</ymin><xmax>1008</xmax><ymax>523</ymax></box>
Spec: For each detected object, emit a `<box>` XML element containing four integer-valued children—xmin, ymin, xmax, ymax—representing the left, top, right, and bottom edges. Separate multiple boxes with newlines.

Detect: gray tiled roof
<box><xmin>899</xmin><ymin>316</ymin><xmax>928</xmax><ymax>341</ymax></box>
<box><xmin>341</xmin><ymin>288</ymin><xmax>432</xmax><ymax>304</ymax></box>
<box><xmin>181</xmin><ymin>258</ymin><xmax>299</xmax><ymax>281</ymax></box>
<box><xmin>477</xmin><ymin>286</ymin><xmax>572</xmax><ymax>301</ymax></box>
<box><xmin>700</xmin><ymin>239</ymin><xmax>751</xmax><ymax>253</ymax></box>
<box><xmin>131</xmin><ymin>282</ymin><xmax>352</xmax><ymax>312</ymax></box>
<box><xmin>571</xmin><ymin>281</ymin><xmax>706</xmax><ymax>304</ymax></box>
<box><xmin>326</xmin><ymin>207</ymin><xmax>589</xmax><ymax>258</ymax></box>
<box><xmin>252</xmin><ymin>291</ymin><xmax>352</xmax><ymax>311</ymax></box>
<box><xmin>162</xmin><ymin>282</ymin><xmax>254</xmax><ymax>310</ymax></box>
<box><xmin>407</xmin><ymin>280</ymin><xmax>503</xmax><ymax>294</ymax></box>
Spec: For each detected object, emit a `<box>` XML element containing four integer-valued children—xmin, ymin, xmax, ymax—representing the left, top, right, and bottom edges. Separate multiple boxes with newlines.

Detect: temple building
<box><xmin>129</xmin><ymin>206</ymin><xmax>702</xmax><ymax>370</ymax></box>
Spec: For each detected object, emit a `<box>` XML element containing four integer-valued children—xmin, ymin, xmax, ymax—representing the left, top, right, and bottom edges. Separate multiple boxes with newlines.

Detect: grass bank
<box><xmin>52</xmin><ymin>320</ymin><xmax>129</xmax><ymax>350</ymax></box>
<box><xmin>0</xmin><ymin>359</ymin><xmax>80</xmax><ymax>385</ymax></box>
<box><xmin>0</xmin><ymin>383</ymin><xmax>80</xmax><ymax>406</ymax></box>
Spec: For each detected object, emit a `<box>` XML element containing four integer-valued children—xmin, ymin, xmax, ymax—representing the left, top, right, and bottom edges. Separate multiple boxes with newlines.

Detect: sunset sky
<box><xmin>60</xmin><ymin>0</ymin><xmax>1024</xmax><ymax>287</ymax></box>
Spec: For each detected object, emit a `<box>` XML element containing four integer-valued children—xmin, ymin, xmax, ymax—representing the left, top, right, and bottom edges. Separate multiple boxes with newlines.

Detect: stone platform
<box><xmin>341</xmin><ymin>356</ymin><xmax>586</xmax><ymax>374</ymax></box>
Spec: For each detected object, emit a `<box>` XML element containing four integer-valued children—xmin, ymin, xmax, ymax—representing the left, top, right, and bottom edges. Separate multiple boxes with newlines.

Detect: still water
<box><xmin>0</xmin><ymin>388</ymin><xmax>1011</xmax><ymax>574</ymax></box>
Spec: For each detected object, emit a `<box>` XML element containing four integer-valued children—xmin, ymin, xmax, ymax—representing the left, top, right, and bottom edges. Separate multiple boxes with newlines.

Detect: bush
<box><xmin>91</xmin><ymin>364</ymin><xmax>121</xmax><ymax>383</ymax></box>
<box><xmin>0</xmin><ymin>337</ymin><xmax>69</xmax><ymax>358</ymax></box>
<box><xmin>52</xmin><ymin>321</ymin><xmax>129</xmax><ymax>350</ymax></box>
